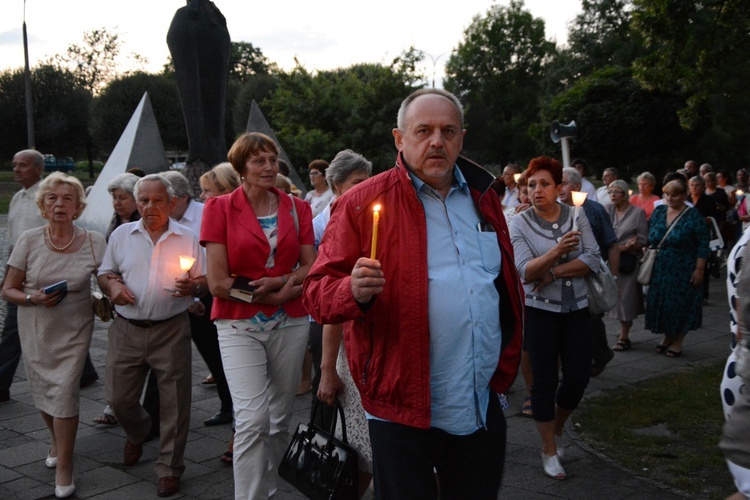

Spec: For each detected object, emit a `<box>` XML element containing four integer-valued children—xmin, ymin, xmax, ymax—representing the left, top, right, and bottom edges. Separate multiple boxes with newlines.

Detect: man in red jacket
<box><xmin>303</xmin><ymin>88</ymin><xmax>524</xmax><ymax>499</ymax></box>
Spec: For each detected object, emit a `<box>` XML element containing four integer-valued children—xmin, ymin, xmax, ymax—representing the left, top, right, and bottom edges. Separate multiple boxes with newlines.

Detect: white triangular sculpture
<box><xmin>77</xmin><ymin>92</ymin><xmax>169</xmax><ymax>235</ymax></box>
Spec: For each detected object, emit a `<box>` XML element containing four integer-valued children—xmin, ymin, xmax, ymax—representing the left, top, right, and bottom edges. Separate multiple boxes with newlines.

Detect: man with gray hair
<box><xmin>596</xmin><ymin>167</ymin><xmax>618</xmax><ymax>206</ymax></box>
<box><xmin>0</xmin><ymin>150</ymin><xmax>46</xmax><ymax>402</ymax></box>
<box><xmin>560</xmin><ymin>167</ymin><xmax>620</xmax><ymax>376</ymax></box>
<box><xmin>98</xmin><ymin>174</ymin><xmax>206</xmax><ymax>497</ymax></box>
<box><xmin>158</xmin><ymin>170</ymin><xmax>233</xmax><ymax>427</ymax></box>
<box><xmin>304</xmin><ymin>88</ymin><xmax>524</xmax><ymax>498</ymax></box>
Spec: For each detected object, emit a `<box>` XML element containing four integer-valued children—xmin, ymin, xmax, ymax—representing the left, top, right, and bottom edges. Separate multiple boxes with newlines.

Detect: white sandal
<box><xmin>542</xmin><ymin>452</ymin><xmax>566</xmax><ymax>480</ymax></box>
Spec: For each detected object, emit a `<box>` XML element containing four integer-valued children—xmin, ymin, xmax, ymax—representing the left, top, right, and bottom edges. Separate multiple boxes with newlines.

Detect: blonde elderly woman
<box><xmin>1</xmin><ymin>172</ymin><xmax>106</xmax><ymax>498</ymax></box>
<box><xmin>199</xmin><ymin>162</ymin><xmax>240</xmax><ymax>202</ymax></box>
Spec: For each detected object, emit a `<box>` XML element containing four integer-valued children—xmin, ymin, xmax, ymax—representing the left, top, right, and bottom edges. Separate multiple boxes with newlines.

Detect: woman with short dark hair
<box><xmin>201</xmin><ymin>132</ymin><xmax>316</xmax><ymax>499</ymax></box>
<box><xmin>509</xmin><ymin>156</ymin><xmax>600</xmax><ymax>480</ymax></box>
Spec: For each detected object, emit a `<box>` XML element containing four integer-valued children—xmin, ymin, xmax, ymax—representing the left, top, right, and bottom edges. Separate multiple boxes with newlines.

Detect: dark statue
<box><xmin>167</xmin><ymin>0</ymin><xmax>231</xmax><ymax>192</ymax></box>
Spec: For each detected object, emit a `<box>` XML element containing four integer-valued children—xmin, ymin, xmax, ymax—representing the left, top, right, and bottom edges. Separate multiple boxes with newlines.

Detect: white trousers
<box><xmin>216</xmin><ymin>319</ymin><xmax>309</xmax><ymax>500</ymax></box>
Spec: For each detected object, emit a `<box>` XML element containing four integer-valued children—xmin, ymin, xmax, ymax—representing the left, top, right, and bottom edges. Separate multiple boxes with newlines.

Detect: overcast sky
<box><xmin>0</xmin><ymin>0</ymin><xmax>582</xmax><ymax>83</ymax></box>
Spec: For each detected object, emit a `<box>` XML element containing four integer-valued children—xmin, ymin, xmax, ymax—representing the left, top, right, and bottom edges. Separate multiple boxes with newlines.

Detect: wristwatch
<box><xmin>25</xmin><ymin>294</ymin><xmax>32</xmax><ymax>305</ymax></box>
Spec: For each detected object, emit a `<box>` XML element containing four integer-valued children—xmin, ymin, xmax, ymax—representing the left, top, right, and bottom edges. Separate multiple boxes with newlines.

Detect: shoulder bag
<box><xmin>585</xmin><ymin>256</ymin><xmax>619</xmax><ymax>314</ymax></box>
<box><xmin>88</xmin><ymin>233</ymin><xmax>114</xmax><ymax>322</ymax></box>
<box><xmin>637</xmin><ymin>207</ymin><xmax>688</xmax><ymax>286</ymax></box>
<box><xmin>278</xmin><ymin>399</ymin><xmax>359</xmax><ymax>500</ymax></box>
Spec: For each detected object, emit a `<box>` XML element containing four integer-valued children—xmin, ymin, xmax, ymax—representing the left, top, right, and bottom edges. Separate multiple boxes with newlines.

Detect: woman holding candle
<box><xmin>201</xmin><ymin>132</ymin><xmax>316</xmax><ymax>499</ymax></box>
<box><xmin>1</xmin><ymin>172</ymin><xmax>105</xmax><ymax>498</ymax></box>
<box><xmin>509</xmin><ymin>156</ymin><xmax>600</xmax><ymax>480</ymax></box>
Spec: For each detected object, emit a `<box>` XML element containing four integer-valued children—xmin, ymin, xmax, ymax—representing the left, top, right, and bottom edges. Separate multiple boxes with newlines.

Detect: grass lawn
<box><xmin>573</xmin><ymin>360</ymin><xmax>736</xmax><ymax>498</ymax></box>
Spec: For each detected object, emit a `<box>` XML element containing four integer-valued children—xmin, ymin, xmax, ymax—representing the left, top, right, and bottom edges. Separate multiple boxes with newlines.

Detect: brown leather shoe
<box><xmin>157</xmin><ymin>476</ymin><xmax>180</xmax><ymax>497</ymax></box>
<box><xmin>123</xmin><ymin>440</ymin><xmax>143</xmax><ymax>466</ymax></box>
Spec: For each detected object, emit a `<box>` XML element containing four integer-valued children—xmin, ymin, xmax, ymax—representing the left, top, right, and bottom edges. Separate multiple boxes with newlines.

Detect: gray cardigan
<box><xmin>509</xmin><ymin>202</ymin><xmax>600</xmax><ymax>312</ymax></box>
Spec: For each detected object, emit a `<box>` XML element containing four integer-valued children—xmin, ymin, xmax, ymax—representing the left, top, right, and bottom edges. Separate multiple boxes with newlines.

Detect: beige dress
<box><xmin>8</xmin><ymin>226</ymin><xmax>106</xmax><ymax>417</ymax></box>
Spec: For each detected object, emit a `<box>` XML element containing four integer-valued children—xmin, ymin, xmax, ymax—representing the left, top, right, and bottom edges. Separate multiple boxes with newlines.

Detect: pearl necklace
<box><xmin>46</xmin><ymin>226</ymin><xmax>77</xmax><ymax>252</ymax></box>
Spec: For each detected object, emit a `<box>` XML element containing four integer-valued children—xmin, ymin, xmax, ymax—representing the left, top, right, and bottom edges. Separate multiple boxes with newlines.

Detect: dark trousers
<box><xmin>0</xmin><ymin>303</ymin><xmax>21</xmax><ymax>397</ymax></box>
<box><xmin>143</xmin><ymin>294</ymin><xmax>232</xmax><ymax>427</ymax></box>
<box><xmin>590</xmin><ymin>312</ymin><xmax>612</xmax><ymax>367</ymax></box>
<box><xmin>525</xmin><ymin>307</ymin><xmax>592</xmax><ymax>422</ymax></box>
<box><xmin>308</xmin><ymin>320</ymin><xmax>334</xmax><ymax>428</ymax></box>
<box><xmin>368</xmin><ymin>390</ymin><xmax>506</xmax><ymax>500</ymax></box>
<box><xmin>1</xmin><ymin>302</ymin><xmax>97</xmax><ymax>398</ymax></box>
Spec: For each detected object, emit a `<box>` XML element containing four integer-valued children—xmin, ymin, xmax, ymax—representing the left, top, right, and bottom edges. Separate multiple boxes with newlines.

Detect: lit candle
<box><xmin>513</xmin><ymin>173</ymin><xmax>521</xmax><ymax>184</ymax></box>
<box><xmin>179</xmin><ymin>255</ymin><xmax>196</xmax><ymax>276</ymax></box>
<box><xmin>370</xmin><ymin>204</ymin><xmax>381</xmax><ymax>259</ymax></box>
<box><xmin>570</xmin><ymin>191</ymin><xmax>587</xmax><ymax>232</ymax></box>
<box><xmin>738</xmin><ymin>189</ymin><xmax>745</xmax><ymax>197</ymax></box>
<box><xmin>628</xmin><ymin>189</ymin><xmax>633</xmax><ymax>196</ymax></box>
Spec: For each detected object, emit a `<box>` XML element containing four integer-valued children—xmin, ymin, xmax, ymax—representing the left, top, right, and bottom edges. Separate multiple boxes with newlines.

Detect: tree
<box><xmin>632</xmin><ymin>0</ymin><xmax>750</xmax><ymax>132</ymax></box>
<box><xmin>89</xmin><ymin>72</ymin><xmax>185</xmax><ymax>155</ymax></box>
<box><xmin>0</xmin><ymin>65</ymin><xmax>90</xmax><ymax>161</ymax></box>
<box><xmin>229</xmin><ymin>42</ymin><xmax>277</xmax><ymax>83</ymax></box>
<box><xmin>444</xmin><ymin>0</ymin><xmax>556</xmax><ymax>164</ymax></box>
<box><xmin>49</xmin><ymin>28</ymin><xmax>146</xmax><ymax>96</ymax></box>
<box><xmin>564</xmin><ymin>0</ymin><xmax>643</xmax><ymax>79</ymax></box>
<box><xmin>265</xmin><ymin>62</ymin><xmax>420</xmax><ymax>182</ymax></box>
<box><xmin>540</xmin><ymin>66</ymin><xmax>687</xmax><ymax>181</ymax></box>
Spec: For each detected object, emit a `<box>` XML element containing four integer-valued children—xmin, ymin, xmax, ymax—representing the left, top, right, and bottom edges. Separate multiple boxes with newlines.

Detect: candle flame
<box><xmin>179</xmin><ymin>255</ymin><xmax>196</xmax><ymax>272</ymax></box>
<box><xmin>571</xmin><ymin>191</ymin><xmax>588</xmax><ymax>207</ymax></box>
<box><xmin>373</xmin><ymin>204</ymin><xmax>381</xmax><ymax>213</ymax></box>
<box><xmin>738</xmin><ymin>190</ymin><xmax>745</xmax><ymax>196</ymax></box>
<box><xmin>513</xmin><ymin>173</ymin><xmax>521</xmax><ymax>183</ymax></box>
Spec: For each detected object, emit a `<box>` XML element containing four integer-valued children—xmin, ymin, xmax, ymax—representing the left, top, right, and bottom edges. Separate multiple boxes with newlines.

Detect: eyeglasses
<box><xmin>309</xmin><ymin>172</ymin><xmax>322</xmax><ymax>177</ymax></box>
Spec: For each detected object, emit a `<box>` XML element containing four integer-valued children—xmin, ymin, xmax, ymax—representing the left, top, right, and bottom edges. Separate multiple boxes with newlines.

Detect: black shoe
<box><xmin>145</xmin><ymin>423</ymin><xmax>160</xmax><ymax>442</ymax></box>
<box><xmin>79</xmin><ymin>373</ymin><xmax>100</xmax><ymax>388</ymax></box>
<box><xmin>204</xmin><ymin>411</ymin><xmax>233</xmax><ymax>426</ymax></box>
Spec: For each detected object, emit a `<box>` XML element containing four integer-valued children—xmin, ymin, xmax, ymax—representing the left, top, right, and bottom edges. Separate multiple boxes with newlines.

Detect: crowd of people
<box><xmin>0</xmin><ymin>88</ymin><xmax>746</xmax><ymax>499</ymax></box>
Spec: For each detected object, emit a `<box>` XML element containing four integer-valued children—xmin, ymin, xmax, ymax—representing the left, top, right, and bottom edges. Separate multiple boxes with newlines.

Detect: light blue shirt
<box><xmin>410</xmin><ymin>166</ymin><xmax>502</xmax><ymax>434</ymax></box>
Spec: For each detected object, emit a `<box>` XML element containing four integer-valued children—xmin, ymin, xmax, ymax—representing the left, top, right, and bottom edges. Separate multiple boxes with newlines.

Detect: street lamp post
<box><xmin>424</xmin><ymin>52</ymin><xmax>446</xmax><ymax>88</ymax></box>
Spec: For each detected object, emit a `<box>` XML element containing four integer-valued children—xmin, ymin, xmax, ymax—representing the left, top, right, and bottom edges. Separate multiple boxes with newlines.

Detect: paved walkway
<box><xmin>0</xmin><ymin>211</ymin><xmax>732</xmax><ymax>498</ymax></box>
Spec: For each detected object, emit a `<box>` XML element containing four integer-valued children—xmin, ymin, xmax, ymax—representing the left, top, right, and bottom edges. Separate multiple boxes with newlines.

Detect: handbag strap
<box><xmin>289</xmin><ymin>193</ymin><xmax>299</xmax><ymax>237</ymax></box>
<box><xmin>654</xmin><ymin>206</ymin><xmax>689</xmax><ymax>249</ymax></box>
<box><xmin>310</xmin><ymin>398</ymin><xmax>349</xmax><ymax>444</ymax></box>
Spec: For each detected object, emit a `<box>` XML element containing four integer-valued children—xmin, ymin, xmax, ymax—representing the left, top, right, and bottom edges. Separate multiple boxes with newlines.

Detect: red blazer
<box><xmin>201</xmin><ymin>186</ymin><xmax>314</xmax><ymax>320</ymax></box>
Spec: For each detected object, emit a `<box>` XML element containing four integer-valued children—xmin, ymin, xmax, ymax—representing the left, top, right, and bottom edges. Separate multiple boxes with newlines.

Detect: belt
<box><xmin>118</xmin><ymin>313</ymin><xmax>183</xmax><ymax>329</ymax></box>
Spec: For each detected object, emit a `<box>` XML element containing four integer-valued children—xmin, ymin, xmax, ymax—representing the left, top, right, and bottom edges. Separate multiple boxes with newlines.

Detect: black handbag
<box><xmin>278</xmin><ymin>399</ymin><xmax>359</xmax><ymax>500</ymax></box>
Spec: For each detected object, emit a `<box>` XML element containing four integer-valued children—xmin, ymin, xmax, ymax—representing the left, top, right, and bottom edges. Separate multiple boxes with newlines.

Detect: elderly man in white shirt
<box><xmin>0</xmin><ymin>150</ymin><xmax>46</xmax><ymax>403</ymax></box>
<box><xmin>572</xmin><ymin>158</ymin><xmax>598</xmax><ymax>201</ymax></box>
<box><xmin>98</xmin><ymin>174</ymin><xmax>206</xmax><ymax>498</ymax></box>
<box><xmin>596</xmin><ymin>167</ymin><xmax>618</xmax><ymax>206</ymax></box>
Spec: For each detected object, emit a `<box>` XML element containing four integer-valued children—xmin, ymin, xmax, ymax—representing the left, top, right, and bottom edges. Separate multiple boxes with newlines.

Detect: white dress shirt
<box><xmin>99</xmin><ymin>219</ymin><xmax>206</xmax><ymax>320</ymax></box>
<box><xmin>8</xmin><ymin>180</ymin><xmax>45</xmax><ymax>251</ymax></box>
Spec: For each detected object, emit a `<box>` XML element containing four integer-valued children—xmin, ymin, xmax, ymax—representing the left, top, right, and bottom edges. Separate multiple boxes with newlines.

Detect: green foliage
<box><xmin>575</xmin><ymin>361</ymin><xmax>733</xmax><ymax>498</ymax></box>
<box><xmin>89</xmin><ymin>72</ymin><xmax>186</xmax><ymax>154</ymax></box>
<box><xmin>47</xmin><ymin>28</ymin><xmax>145</xmax><ymax>96</ymax></box>
<box><xmin>632</xmin><ymin>0</ymin><xmax>750</xmax><ymax>134</ymax></box>
<box><xmin>229</xmin><ymin>42</ymin><xmax>278</xmax><ymax>84</ymax></box>
<box><xmin>564</xmin><ymin>0</ymin><xmax>644</xmax><ymax>79</ymax></box>
<box><xmin>541</xmin><ymin>66</ymin><xmax>686</xmax><ymax>181</ymax></box>
<box><xmin>444</xmin><ymin>0</ymin><xmax>556</xmax><ymax>165</ymax></box>
<box><xmin>0</xmin><ymin>65</ymin><xmax>90</xmax><ymax>161</ymax></box>
<box><xmin>232</xmin><ymin>73</ymin><xmax>281</xmax><ymax>135</ymax></box>
<box><xmin>265</xmin><ymin>62</ymin><xmax>419</xmax><ymax>184</ymax></box>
